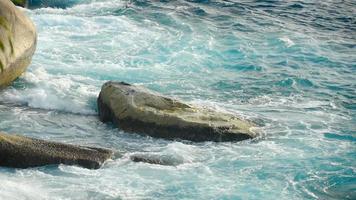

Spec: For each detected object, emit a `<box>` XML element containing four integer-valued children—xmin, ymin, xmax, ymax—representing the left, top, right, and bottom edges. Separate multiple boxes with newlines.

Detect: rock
<box><xmin>0</xmin><ymin>132</ymin><xmax>113</xmax><ymax>169</ymax></box>
<box><xmin>0</xmin><ymin>0</ymin><xmax>37</xmax><ymax>88</ymax></box>
<box><xmin>130</xmin><ymin>153</ymin><xmax>183</xmax><ymax>166</ymax></box>
<box><xmin>98</xmin><ymin>81</ymin><xmax>257</xmax><ymax>142</ymax></box>
<box><xmin>11</xmin><ymin>0</ymin><xmax>28</xmax><ymax>7</ymax></box>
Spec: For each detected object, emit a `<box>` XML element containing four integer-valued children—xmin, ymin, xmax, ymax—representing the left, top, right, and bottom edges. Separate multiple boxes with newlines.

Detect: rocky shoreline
<box><xmin>0</xmin><ymin>0</ymin><xmax>257</xmax><ymax>169</ymax></box>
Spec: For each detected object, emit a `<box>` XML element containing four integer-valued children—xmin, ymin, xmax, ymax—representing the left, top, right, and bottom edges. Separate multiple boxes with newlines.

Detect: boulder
<box><xmin>0</xmin><ymin>132</ymin><xmax>113</xmax><ymax>169</ymax></box>
<box><xmin>0</xmin><ymin>0</ymin><xmax>37</xmax><ymax>88</ymax></box>
<box><xmin>98</xmin><ymin>81</ymin><xmax>257</xmax><ymax>142</ymax></box>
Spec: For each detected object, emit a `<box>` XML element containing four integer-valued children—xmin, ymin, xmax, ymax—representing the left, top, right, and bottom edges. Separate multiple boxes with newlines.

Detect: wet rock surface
<box><xmin>0</xmin><ymin>131</ymin><xmax>113</xmax><ymax>169</ymax></box>
<box><xmin>98</xmin><ymin>81</ymin><xmax>257</xmax><ymax>142</ymax></box>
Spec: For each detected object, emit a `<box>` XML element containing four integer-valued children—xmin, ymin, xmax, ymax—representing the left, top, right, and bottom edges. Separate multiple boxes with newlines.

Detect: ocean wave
<box><xmin>0</xmin><ymin>67</ymin><xmax>98</xmax><ymax>114</ymax></box>
<box><xmin>0</xmin><ymin>0</ymin><xmax>355</xmax><ymax>199</ymax></box>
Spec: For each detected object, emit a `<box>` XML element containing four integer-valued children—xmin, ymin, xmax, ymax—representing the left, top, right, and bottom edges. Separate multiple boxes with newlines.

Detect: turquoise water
<box><xmin>0</xmin><ymin>0</ymin><xmax>355</xmax><ymax>199</ymax></box>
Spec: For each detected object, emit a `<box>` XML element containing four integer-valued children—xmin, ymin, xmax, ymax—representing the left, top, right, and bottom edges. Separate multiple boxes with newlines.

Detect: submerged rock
<box><xmin>0</xmin><ymin>132</ymin><xmax>113</xmax><ymax>169</ymax></box>
<box><xmin>0</xmin><ymin>0</ymin><xmax>37</xmax><ymax>88</ymax></box>
<box><xmin>98</xmin><ymin>81</ymin><xmax>257</xmax><ymax>142</ymax></box>
<box><xmin>130</xmin><ymin>153</ymin><xmax>184</xmax><ymax>166</ymax></box>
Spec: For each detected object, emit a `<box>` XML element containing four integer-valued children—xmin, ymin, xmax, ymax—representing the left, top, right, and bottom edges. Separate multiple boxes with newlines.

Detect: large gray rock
<box><xmin>0</xmin><ymin>0</ymin><xmax>37</xmax><ymax>88</ymax></box>
<box><xmin>0</xmin><ymin>132</ymin><xmax>113</xmax><ymax>169</ymax></box>
<box><xmin>98</xmin><ymin>81</ymin><xmax>257</xmax><ymax>142</ymax></box>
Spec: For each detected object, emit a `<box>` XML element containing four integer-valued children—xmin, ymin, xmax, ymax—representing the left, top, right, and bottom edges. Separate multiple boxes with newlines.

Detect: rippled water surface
<box><xmin>0</xmin><ymin>0</ymin><xmax>355</xmax><ymax>199</ymax></box>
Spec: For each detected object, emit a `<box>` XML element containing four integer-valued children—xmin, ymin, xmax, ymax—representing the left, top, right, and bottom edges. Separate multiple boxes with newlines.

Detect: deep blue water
<box><xmin>0</xmin><ymin>0</ymin><xmax>355</xmax><ymax>199</ymax></box>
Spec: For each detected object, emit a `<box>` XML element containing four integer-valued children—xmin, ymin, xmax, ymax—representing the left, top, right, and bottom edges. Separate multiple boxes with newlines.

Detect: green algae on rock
<box><xmin>0</xmin><ymin>0</ymin><xmax>36</xmax><ymax>88</ymax></box>
<box><xmin>10</xmin><ymin>0</ymin><xmax>27</xmax><ymax>7</ymax></box>
<box><xmin>0</xmin><ymin>132</ymin><xmax>113</xmax><ymax>169</ymax></box>
<box><xmin>98</xmin><ymin>81</ymin><xmax>257</xmax><ymax>142</ymax></box>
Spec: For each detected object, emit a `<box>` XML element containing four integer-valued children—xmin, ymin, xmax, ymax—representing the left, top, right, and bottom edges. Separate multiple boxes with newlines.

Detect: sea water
<box><xmin>0</xmin><ymin>0</ymin><xmax>355</xmax><ymax>199</ymax></box>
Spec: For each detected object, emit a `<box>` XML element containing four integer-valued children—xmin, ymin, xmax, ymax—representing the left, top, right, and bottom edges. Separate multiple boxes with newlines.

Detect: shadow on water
<box><xmin>27</xmin><ymin>0</ymin><xmax>83</xmax><ymax>9</ymax></box>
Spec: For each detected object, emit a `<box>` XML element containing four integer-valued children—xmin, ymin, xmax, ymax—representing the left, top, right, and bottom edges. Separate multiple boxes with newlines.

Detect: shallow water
<box><xmin>0</xmin><ymin>0</ymin><xmax>355</xmax><ymax>199</ymax></box>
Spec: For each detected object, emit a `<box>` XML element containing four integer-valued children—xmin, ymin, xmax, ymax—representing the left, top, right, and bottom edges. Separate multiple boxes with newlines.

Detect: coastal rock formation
<box><xmin>0</xmin><ymin>132</ymin><xmax>113</xmax><ymax>169</ymax></box>
<box><xmin>0</xmin><ymin>0</ymin><xmax>37</xmax><ymax>88</ymax></box>
<box><xmin>98</xmin><ymin>81</ymin><xmax>257</xmax><ymax>142</ymax></box>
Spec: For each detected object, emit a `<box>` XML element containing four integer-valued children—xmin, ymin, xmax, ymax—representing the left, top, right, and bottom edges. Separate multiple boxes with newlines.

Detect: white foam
<box><xmin>0</xmin><ymin>174</ymin><xmax>49</xmax><ymax>200</ymax></box>
<box><xmin>0</xmin><ymin>67</ymin><xmax>98</xmax><ymax>114</ymax></box>
<box><xmin>0</xmin><ymin>0</ymin><xmax>353</xmax><ymax>199</ymax></box>
<box><xmin>279</xmin><ymin>36</ymin><xmax>295</xmax><ymax>47</ymax></box>
<box><xmin>126</xmin><ymin>142</ymin><xmax>201</xmax><ymax>167</ymax></box>
<box><xmin>29</xmin><ymin>0</ymin><xmax>126</xmax><ymax>16</ymax></box>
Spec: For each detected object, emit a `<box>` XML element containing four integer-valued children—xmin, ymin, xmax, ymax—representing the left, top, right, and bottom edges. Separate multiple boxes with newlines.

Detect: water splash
<box><xmin>0</xmin><ymin>0</ymin><xmax>355</xmax><ymax>199</ymax></box>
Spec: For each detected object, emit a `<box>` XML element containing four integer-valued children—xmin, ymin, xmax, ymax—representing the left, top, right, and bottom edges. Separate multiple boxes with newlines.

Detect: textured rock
<box><xmin>0</xmin><ymin>0</ymin><xmax>37</xmax><ymax>88</ymax></box>
<box><xmin>98</xmin><ymin>81</ymin><xmax>257</xmax><ymax>142</ymax></box>
<box><xmin>130</xmin><ymin>154</ymin><xmax>184</xmax><ymax>166</ymax></box>
<box><xmin>0</xmin><ymin>132</ymin><xmax>113</xmax><ymax>169</ymax></box>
